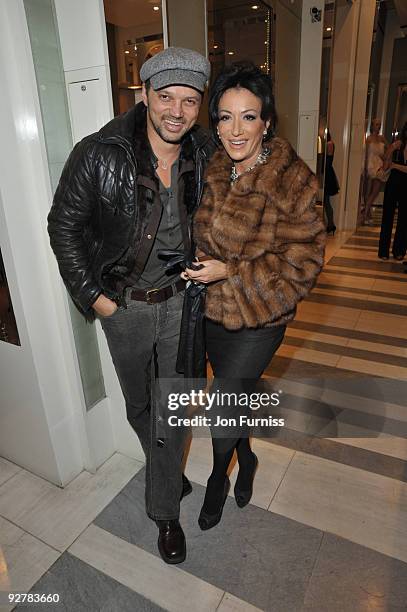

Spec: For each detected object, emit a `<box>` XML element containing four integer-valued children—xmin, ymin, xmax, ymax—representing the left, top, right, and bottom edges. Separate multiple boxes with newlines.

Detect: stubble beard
<box><xmin>148</xmin><ymin>108</ymin><xmax>188</xmax><ymax>145</ymax></box>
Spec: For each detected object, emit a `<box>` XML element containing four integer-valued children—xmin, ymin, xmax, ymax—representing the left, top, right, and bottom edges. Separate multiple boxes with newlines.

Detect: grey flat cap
<box><xmin>140</xmin><ymin>47</ymin><xmax>210</xmax><ymax>92</ymax></box>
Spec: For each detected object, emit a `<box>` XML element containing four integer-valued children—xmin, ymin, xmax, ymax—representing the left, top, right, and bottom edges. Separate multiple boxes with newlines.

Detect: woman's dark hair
<box><xmin>209</xmin><ymin>61</ymin><xmax>277</xmax><ymax>141</ymax></box>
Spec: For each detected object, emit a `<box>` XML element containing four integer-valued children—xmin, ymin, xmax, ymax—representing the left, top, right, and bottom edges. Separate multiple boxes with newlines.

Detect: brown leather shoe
<box><xmin>156</xmin><ymin>520</ymin><xmax>186</xmax><ymax>564</ymax></box>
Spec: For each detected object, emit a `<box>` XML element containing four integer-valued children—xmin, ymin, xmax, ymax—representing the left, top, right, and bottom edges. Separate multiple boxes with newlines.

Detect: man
<box><xmin>48</xmin><ymin>47</ymin><xmax>214</xmax><ymax>564</ymax></box>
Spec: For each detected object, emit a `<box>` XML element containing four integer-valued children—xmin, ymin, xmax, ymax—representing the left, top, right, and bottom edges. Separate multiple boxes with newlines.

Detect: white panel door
<box><xmin>67</xmin><ymin>79</ymin><xmax>107</xmax><ymax>143</ymax></box>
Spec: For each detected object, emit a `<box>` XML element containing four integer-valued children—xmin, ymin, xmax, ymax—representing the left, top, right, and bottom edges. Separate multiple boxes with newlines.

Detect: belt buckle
<box><xmin>146</xmin><ymin>287</ymin><xmax>159</xmax><ymax>304</ymax></box>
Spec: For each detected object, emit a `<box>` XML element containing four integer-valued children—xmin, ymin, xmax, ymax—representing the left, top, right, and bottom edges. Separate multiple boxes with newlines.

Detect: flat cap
<box><xmin>140</xmin><ymin>47</ymin><xmax>210</xmax><ymax>92</ymax></box>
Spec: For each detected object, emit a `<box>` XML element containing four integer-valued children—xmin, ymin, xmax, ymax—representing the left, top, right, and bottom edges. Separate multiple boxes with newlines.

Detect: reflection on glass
<box><xmin>104</xmin><ymin>0</ymin><xmax>164</xmax><ymax>115</ymax></box>
<box><xmin>0</xmin><ymin>249</ymin><xmax>20</xmax><ymax>346</ymax></box>
<box><xmin>317</xmin><ymin>0</ymin><xmax>336</xmax><ymax>200</ymax></box>
<box><xmin>207</xmin><ymin>0</ymin><xmax>273</xmax><ymax>85</ymax></box>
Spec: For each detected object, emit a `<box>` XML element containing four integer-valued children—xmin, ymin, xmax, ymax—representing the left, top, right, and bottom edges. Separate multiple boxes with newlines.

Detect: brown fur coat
<box><xmin>193</xmin><ymin>137</ymin><xmax>326</xmax><ymax>330</ymax></box>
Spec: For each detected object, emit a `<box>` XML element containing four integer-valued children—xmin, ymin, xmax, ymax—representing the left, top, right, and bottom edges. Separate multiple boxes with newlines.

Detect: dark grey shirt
<box><xmin>135</xmin><ymin>160</ymin><xmax>184</xmax><ymax>289</ymax></box>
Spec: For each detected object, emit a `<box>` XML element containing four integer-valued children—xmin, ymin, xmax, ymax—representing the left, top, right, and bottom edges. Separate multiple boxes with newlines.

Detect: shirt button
<box><xmin>147</xmin><ymin>234</ymin><xmax>152</xmax><ymax>239</ymax></box>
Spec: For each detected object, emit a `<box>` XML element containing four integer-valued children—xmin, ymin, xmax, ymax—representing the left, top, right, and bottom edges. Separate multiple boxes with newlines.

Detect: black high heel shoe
<box><xmin>326</xmin><ymin>225</ymin><xmax>336</xmax><ymax>236</ymax></box>
<box><xmin>234</xmin><ymin>453</ymin><xmax>259</xmax><ymax>508</ymax></box>
<box><xmin>198</xmin><ymin>476</ymin><xmax>230</xmax><ymax>531</ymax></box>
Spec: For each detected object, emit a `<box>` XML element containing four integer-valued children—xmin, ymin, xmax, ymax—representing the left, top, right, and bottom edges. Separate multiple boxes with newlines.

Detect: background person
<box><xmin>323</xmin><ymin>130</ymin><xmax>339</xmax><ymax>235</ymax></box>
<box><xmin>362</xmin><ymin>118</ymin><xmax>388</xmax><ymax>225</ymax></box>
<box><xmin>184</xmin><ymin>62</ymin><xmax>326</xmax><ymax>531</ymax></box>
<box><xmin>378</xmin><ymin>122</ymin><xmax>407</xmax><ymax>260</ymax></box>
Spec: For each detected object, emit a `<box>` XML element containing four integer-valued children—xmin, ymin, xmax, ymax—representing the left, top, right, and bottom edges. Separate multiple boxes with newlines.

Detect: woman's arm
<box><xmin>381</xmin><ymin>140</ymin><xmax>401</xmax><ymax>171</ymax></box>
<box><xmin>391</xmin><ymin>163</ymin><xmax>407</xmax><ymax>174</ymax></box>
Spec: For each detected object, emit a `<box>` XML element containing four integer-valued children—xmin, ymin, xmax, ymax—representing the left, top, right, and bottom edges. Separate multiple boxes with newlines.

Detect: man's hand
<box><xmin>183</xmin><ymin>259</ymin><xmax>228</xmax><ymax>284</ymax></box>
<box><xmin>92</xmin><ymin>294</ymin><xmax>118</xmax><ymax>317</ymax></box>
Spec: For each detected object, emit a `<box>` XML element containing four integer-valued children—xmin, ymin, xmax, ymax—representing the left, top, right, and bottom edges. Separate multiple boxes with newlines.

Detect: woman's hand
<box><xmin>184</xmin><ymin>259</ymin><xmax>228</xmax><ymax>284</ymax></box>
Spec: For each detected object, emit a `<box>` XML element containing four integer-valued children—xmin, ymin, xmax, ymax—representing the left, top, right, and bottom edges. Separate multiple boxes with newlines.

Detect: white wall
<box><xmin>297</xmin><ymin>0</ymin><xmax>325</xmax><ymax>172</ymax></box>
<box><xmin>274</xmin><ymin>0</ymin><xmax>302</xmax><ymax>148</ymax></box>
<box><xmin>53</xmin><ymin>0</ymin><xmax>144</xmax><ymax>463</ymax></box>
<box><xmin>0</xmin><ymin>0</ymin><xmax>88</xmax><ymax>485</ymax></box>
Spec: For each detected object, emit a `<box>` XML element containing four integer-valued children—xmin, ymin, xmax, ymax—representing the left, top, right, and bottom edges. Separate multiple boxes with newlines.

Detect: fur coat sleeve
<box><xmin>193</xmin><ymin>137</ymin><xmax>326</xmax><ymax>330</ymax></box>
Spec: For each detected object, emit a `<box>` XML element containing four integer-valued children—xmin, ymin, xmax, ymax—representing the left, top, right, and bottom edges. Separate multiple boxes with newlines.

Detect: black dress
<box><xmin>324</xmin><ymin>150</ymin><xmax>339</xmax><ymax>197</ymax></box>
<box><xmin>323</xmin><ymin>144</ymin><xmax>339</xmax><ymax>230</ymax></box>
<box><xmin>378</xmin><ymin>146</ymin><xmax>407</xmax><ymax>258</ymax></box>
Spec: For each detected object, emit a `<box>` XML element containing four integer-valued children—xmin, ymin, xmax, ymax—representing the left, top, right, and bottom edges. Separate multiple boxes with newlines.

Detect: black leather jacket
<box><xmin>48</xmin><ymin>103</ymin><xmax>215</xmax><ymax>313</ymax></box>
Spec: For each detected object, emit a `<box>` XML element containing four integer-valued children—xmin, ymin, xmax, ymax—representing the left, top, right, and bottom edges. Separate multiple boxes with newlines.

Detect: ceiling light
<box><xmin>251</xmin><ymin>5</ymin><xmax>259</xmax><ymax>9</ymax></box>
<box><xmin>125</xmin><ymin>50</ymin><xmax>130</xmax><ymax>54</ymax></box>
<box><xmin>214</xmin><ymin>44</ymin><xmax>218</xmax><ymax>49</ymax></box>
<box><xmin>228</xmin><ymin>51</ymin><xmax>234</xmax><ymax>55</ymax></box>
<box><xmin>326</xmin><ymin>27</ymin><xmax>332</xmax><ymax>31</ymax></box>
<box><xmin>153</xmin><ymin>5</ymin><xmax>160</xmax><ymax>10</ymax></box>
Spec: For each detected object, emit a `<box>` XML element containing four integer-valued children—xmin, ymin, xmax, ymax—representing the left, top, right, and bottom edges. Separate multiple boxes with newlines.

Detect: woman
<box><xmin>323</xmin><ymin>130</ymin><xmax>339</xmax><ymax>235</ymax></box>
<box><xmin>378</xmin><ymin>122</ymin><xmax>407</xmax><ymax>260</ymax></box>
<box><xmin>362</xmin><ymin>118</ymin><xmax>388</xmax><ymax>225</ymax></box>
<box><xmin>184</xmin><ymin>62</ymin><xmax>326</xmax><ymax>530</ymax></box>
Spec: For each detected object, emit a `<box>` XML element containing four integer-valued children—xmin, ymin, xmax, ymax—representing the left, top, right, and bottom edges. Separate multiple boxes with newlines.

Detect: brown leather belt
<box><xmin>128</xmin><ymin>279</ymin><xmax>185</xmax><ymax>305</ymax></box>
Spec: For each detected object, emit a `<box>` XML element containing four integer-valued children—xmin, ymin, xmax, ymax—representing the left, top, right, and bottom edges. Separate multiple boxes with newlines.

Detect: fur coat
<box><xmin>193</xmin><ymin>137</ymin><xmax>326</xmax><ymax>330</ymax></box>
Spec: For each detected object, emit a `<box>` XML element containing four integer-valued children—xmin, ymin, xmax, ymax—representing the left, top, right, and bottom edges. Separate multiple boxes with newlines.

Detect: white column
<box><xmin>297</xmin><ymin>0</ymin><xmax>325</xmax><ymax>172</ymax></box>
<box><xmin>328</xmin><ymin>0</ymin><xmax>376</xmax><ymax>231</ymax></box>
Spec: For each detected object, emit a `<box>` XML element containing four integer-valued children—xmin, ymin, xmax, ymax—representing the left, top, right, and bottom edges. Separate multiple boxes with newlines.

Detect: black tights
<box><xmin>202</xmin><ymin>320</ymin><xmax>286</xmax><ymax>513</ymax></box>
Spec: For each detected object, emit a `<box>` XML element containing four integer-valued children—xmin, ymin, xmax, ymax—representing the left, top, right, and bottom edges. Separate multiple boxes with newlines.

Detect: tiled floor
<box><xmin>1</xmin><ymin>212</ymin><xmax>407</xmax><ymax>611</ymax></box>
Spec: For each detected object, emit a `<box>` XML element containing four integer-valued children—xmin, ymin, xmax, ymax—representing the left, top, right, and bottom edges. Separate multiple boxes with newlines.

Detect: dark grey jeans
<box><xmin>100</xmin><ymin>290</ymin><xmax>186</xmax><ymax>521</ymax></box>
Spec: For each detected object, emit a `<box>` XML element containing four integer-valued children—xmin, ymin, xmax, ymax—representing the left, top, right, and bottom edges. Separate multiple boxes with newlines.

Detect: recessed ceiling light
<box><xmin>326</xmin><ymin>27</ymin><xmax>332</xmax><ymax>31</ymax></box>
<box><xmin>228</xmin><ymin>51</ymin><xmax>234</xmax><ymax>55</ymax></box>
<box><xmin>125</xmin><ymin>50</ymin><xmax>130</xmax><ymax>54</ymax></box>
<box><xmin>214</xmin><ymin>44</ymin><xmax>218</xmax><ymax>49</ymax></box>
<box><xmin>264</xmin><ymin>40</ymin><xmax>268</xmax><ymax>44</ymax></box>
<box><xmin>251</xmin><ymin>5</ymin><xmax>259</xmax><ymax>9</ymax></box>
<box><xmin>153</xmin><ymin>5</ymin><xmax>159</xmax><ymax>10</ymax></box>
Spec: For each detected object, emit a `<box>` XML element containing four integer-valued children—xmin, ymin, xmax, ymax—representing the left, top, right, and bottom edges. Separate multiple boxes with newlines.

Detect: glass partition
<box><xmin>317</xmin><ymin>0</ymin><xmax>336</xmax><ymax>203</ymax></box>
<box><xmin>104</xmin><ymin>0</ymin><xmax>165</xmax><ymax>115</ymax></box>
<box><xmin>207</xmin><ymin>0</ymin><xmax>274</xmax><ymax>86</ymax></box>
<box><xmin>24</xmin><ymin>0</ymin><xmax>106</xmax><ymax>410</ymax></box>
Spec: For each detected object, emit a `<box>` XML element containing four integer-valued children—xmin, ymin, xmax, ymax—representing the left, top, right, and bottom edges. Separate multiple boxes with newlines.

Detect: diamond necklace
<box><xmin>230</xmin><ymin>147</ymin><xmax>270</xmax><ymax>183</ymax></box>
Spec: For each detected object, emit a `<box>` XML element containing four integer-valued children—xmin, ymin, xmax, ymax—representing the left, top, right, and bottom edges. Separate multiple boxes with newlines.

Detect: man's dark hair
<box><xmin>208</xmin><ymin>61</ymin><xmax>277</xmax><ymax>141</ymax></box>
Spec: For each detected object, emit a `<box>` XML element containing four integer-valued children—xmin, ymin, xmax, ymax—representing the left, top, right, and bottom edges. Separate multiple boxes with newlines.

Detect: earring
<box><xmin>217</xmin><ymin>126</ymin><xmax>221</xmax><ymax>139</ymax></box>
<box><xmin>263</xmin><ymin>128</ymin><xmax>268</xmax><ymax>140</ymax></box>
